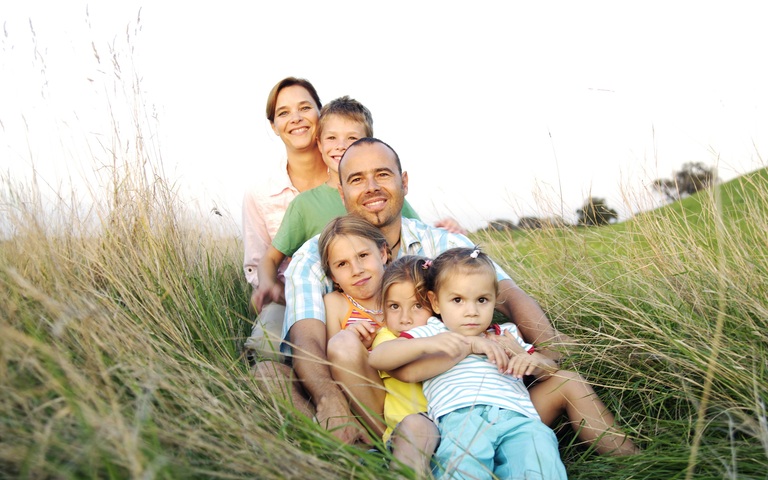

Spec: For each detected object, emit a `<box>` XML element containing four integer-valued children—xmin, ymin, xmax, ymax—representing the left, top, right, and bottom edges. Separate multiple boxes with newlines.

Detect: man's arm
<box><xmin>283</xmin><ymin>239</ymin><xmax>365</xmax><ymax>443</ymax></box>
<box><xmin>288</xmin><ymin>318</ymin><xmax>362</xmax><ymax>443</ymax></box>
<box><xmin>495</xmin><ymin>279</ymin><xmax>567</xmax><ymax>360</ymax></box>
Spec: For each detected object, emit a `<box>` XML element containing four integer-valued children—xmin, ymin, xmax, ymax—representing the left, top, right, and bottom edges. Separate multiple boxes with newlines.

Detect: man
<box><xmin>254</xmin><ymin>137</ymin><xmax>563</xmax><ymax>445</ymax></box>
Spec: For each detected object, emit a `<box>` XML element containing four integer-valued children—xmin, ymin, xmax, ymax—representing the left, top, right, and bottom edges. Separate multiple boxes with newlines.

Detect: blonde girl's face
<box><xmin>383</xmin><ymin>281</ymin><xmax>432</xmax><ymax>335</ymax></box>
<box><xmin>318</xmin><ymin>115</ymin><xmax>368</xmax><ymax>178</ymax></box>
<box><xmin>271</xmin><ymin>85</ymin><xmax>320</xmax><ymax>152</ymax></box>
<box><xmin>427</xmin><ymin>272</ymin><xmax>496</xmax><ymax>337</ymax></box>
<box><xmin>327</xmin><ymin>235</ymin><xmax>388</xmax><ymax>302</ymax></box>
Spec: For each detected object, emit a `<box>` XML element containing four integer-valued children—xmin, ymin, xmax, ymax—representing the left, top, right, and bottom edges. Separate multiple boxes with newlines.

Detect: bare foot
<box><xmin>315</xmin><ymin>394</ymin><xmax>368</xmax><ymax>444</ymax></box>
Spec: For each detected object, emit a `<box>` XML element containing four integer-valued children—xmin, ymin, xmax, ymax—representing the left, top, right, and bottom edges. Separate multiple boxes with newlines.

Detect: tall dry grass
<box><xmin>476</xmin><ymin>167</ymin><xmax>768</xmax><ymax>478</ymax></box>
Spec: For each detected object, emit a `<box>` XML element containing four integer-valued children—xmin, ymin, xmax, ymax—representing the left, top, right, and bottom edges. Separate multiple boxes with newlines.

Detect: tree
<box><xmin>518</xmin><ymin>216</ymin><xmax>568</xmax><ymax>230</ymax></box>
<box><xmin>486</xmin><ymin>219</ymin><xmax>517</xmax><ymax>231</ymax></box>
<box><xmin>653</xmin><ymin>162</ymin><xmax>716</xmax><ymax>202</ymax></box>
<box><xmin>576</xmin><ymin>197</ymin><xmax>618</xmax><ymax>226</ymax></box>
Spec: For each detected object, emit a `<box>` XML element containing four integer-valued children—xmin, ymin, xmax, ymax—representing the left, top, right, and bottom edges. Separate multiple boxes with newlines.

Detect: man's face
<box><xmin>338</xmin><ymin>142</ymin><xmax>408</xmax><ymax>229</ymax></box>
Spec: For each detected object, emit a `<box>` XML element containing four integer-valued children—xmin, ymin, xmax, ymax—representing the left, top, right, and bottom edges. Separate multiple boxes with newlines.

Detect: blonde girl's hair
<box><xmin>318</xmin><ymin>215</ymin><xmax>392</xmax><ymax>282</ymax></box>
<box><xmin>424</xmin><ymin>246</ymin><xmax>498</xmax><ymax>298</ymax></box>
<box><xmin>316</xmin><ymin>96</ymin><xmax>374</xmax><ymax>139</ymax></box>
<box><xmin>379</xmin><ymin>255</ymin><xmax>432</xmax><ymax>311</ymax></box>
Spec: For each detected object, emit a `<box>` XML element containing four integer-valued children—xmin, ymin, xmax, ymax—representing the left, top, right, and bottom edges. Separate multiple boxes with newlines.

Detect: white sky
<box><xmin>2</xmin><ymin>1</ymin><xmax>767</xmax><ymax>232</ymax></box>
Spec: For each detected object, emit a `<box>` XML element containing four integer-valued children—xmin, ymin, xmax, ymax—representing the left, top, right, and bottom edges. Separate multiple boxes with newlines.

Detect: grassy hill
<box><xmin>473</xmin><ymin>167</ymin><xmax>768</xmax><ymax>478</ymax></box>
<box><xmin>1</xmin><ymin>165</ymin><xmax>766</xmax><ymax>479</ymax></box>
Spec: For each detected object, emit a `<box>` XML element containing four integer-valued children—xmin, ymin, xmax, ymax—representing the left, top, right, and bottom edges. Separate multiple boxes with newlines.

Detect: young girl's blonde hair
<box><xmin>424</xmin><ymin>246</ymin><xmax>498</xmax><ymax>298</ymax></box>
<box><xmin>379</xmin><ymin>255</ymin><xmax>432</xmax><ymax>311</ymax></box>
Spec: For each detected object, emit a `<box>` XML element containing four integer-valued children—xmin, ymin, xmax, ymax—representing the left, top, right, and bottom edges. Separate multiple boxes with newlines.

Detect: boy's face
<box><xmin>318</xmin><ymin>115</ymin><xmax>368</xmax><ymax>176</ymax></box>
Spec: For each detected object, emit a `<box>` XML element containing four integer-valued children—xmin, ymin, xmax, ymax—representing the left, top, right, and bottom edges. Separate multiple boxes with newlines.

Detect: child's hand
<box><xmin>424</xmin><ymin>332</ymin><xmax>473</xmax><ymax>358</ymax></box>
<box><xmin>504</xmin><ymin>352</ymin><xmax>539</xmax><ymax>378</ymax></box>
<box><xmin>345</xmin><ymin>322</ymin><xmax>380</xmax><ymax>349</ymax></box>
<box><xmin>485</xmin><ymin>326</ymin><xmax>527</xmax><ymax>356</ymax></box>
<box><xmin>468</xmin><ymin>336</ymin><xmax>510</xmax><ymax>371</ymax></box>
<box><xmin>504</xmin><ymin>352</ymin><xmax>557</xmax><ymax>378</ymax></box>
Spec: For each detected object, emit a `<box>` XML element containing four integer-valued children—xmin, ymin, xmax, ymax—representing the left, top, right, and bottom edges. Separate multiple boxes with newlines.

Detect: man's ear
<box><xmin>427</xmin><ymin>290</ymin><xmax>439</xmax><ymax>314</ymax></box>
<box><xmin>402</xmin><ymin>171</ymin><xmax>409</xmax><ymax>196</ymax></box>
<box><xmin>337</xmin><ymin>183</ymin><xmax>347</xmax><ymax>208</ymax></box>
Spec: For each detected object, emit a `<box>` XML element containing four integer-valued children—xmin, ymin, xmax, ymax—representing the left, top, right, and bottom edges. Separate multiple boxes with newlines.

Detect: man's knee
<box><xmin>244</xmin><ymin>303</ymin><xmax>286</xmax><ymax>363</ymax></box>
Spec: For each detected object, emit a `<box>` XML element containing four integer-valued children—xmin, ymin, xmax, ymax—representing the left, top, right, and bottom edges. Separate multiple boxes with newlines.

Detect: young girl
<box><xmin>318</xmin><ymin>215</ymin><xmax>391</xmax><ymax>347</ymax></box>
<box><xmin>317</xmin><ymin>214</ymin><xmax>392</xmax><ymax>437</ymax></box>
<box><xmin>371</xmin><ymin>247</ymin><xmax>568</xmax><ymax>479</ymax></box>
<box><xmin>371</xmin><ymin>256</ymin><xmax>436</xmax><ymax>478</ymax></box>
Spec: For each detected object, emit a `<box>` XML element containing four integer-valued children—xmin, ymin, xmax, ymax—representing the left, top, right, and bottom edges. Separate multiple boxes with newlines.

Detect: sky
<box><xmin>2</xmin><ymin>1</ymin><xmax>767</xmax><ymax>233</ymax></box>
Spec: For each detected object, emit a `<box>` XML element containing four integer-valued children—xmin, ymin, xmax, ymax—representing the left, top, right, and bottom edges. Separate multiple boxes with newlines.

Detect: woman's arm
<box><xmin>242</xmin><ymin>189</ymin><xmax>270</xmax><ymax>289</ymax></box>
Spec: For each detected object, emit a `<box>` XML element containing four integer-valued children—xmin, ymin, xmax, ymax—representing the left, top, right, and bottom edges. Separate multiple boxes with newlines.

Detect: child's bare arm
<box><xmin>344</xmin><ymin>322</ymin><xmax>379</xmax><ymax>350</ymax></box>
<box><xmin>324</xmin><ymin>293</ymin><xmax>344</xmax><ymax>340</ymax></box>
<box><xmin>369</xmin><ymin>332</ymin><xmax>469</xmax><ymax>372</ymax></box>
<box><xmin>466</xmin><ymin>336</ymin><xmax>512</xmax><ymax>371</ymax></box>
<box><xmin>253</xmin><ymin>245</ymin><xmax>287</xmax><ymax>312</ymax></box>
<box><xmin>370</xmin><ymin>333</ymin><xmax>512</xmax><ymax>382</ymax></box>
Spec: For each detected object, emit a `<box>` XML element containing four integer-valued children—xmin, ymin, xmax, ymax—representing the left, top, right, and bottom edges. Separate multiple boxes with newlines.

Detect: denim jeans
<box><xmin>434</xmin><ymin>405</ymin><xmax>567</xmax><ymax>479</ymax></box>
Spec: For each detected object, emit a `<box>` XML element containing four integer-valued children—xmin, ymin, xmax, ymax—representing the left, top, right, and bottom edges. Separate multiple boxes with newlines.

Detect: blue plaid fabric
<box><xmin>280</xmin><ymin>217</ymin><xmax>512</xmax><ymax>355</ymax></box>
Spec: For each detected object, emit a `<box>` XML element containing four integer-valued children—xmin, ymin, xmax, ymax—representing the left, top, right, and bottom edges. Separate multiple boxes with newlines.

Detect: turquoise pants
<box><xmin>434</xmin><ymin>405</ymin><xmax>567</xmax><ymax>479</ymax></box>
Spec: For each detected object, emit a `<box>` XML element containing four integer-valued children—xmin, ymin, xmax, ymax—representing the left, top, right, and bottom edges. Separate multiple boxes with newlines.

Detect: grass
<box><xmin>3</xmin><ymin>158</ymin><xmax>767</xmax><ymax>480</ymax></box>
<box><xmin>474</xmin><ymin>167</ymin><xmax>768</xmax><ymax>479</ymax></box>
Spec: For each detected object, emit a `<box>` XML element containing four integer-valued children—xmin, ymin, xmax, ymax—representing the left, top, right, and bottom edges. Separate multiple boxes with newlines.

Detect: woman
<box><xmin>242</xmin><ymin>77</ymin><xmax>329</xmax><ymax>363</ymax></box>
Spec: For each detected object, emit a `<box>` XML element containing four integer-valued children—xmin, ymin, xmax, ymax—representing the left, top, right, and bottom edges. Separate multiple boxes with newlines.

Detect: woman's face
<box><xmin>271</xmin><ymin>85</ymin><xmax>320</xmax><ymax>152</ymax></box>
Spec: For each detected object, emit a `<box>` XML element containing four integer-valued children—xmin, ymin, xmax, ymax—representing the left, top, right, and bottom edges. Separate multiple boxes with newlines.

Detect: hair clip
<box><xmin>421</xmin><ymin>259</ymin><xmax>433</xmax><ymax>270</ymax></box>
<box><xmin>470</xmin><ymin>248</ymin><xmax>480</xmax><ymax>259</ymax></box>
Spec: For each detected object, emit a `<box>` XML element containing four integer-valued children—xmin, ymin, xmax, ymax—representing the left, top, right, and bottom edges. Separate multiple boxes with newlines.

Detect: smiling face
<box><xmin>428</xmin><ymin>272</ymin><xmax>497</xmax><ymax>337</ymax></box>
<box><xmin>383</xmin><ymin>281</ymin><xmax>433</xmax><ymax>335</ymax></box>
<box><xmin>270</xmin><ymin>85</ymin><xmax>320</xmax><ymax>152</ymax></box>
<box><xmin>338</xmin><ymin>141</ymin><xmax>407</xmax><ymax>229</ymax></box>
<box><xmin>318</xmin><ymin>115</ymin><xmax>368</xmax><ymax>180</ymax></box>
<box><xmin>327</xmin><ymin>234</ymin><xmax>388</xmax><ymax>303</ymax></box>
